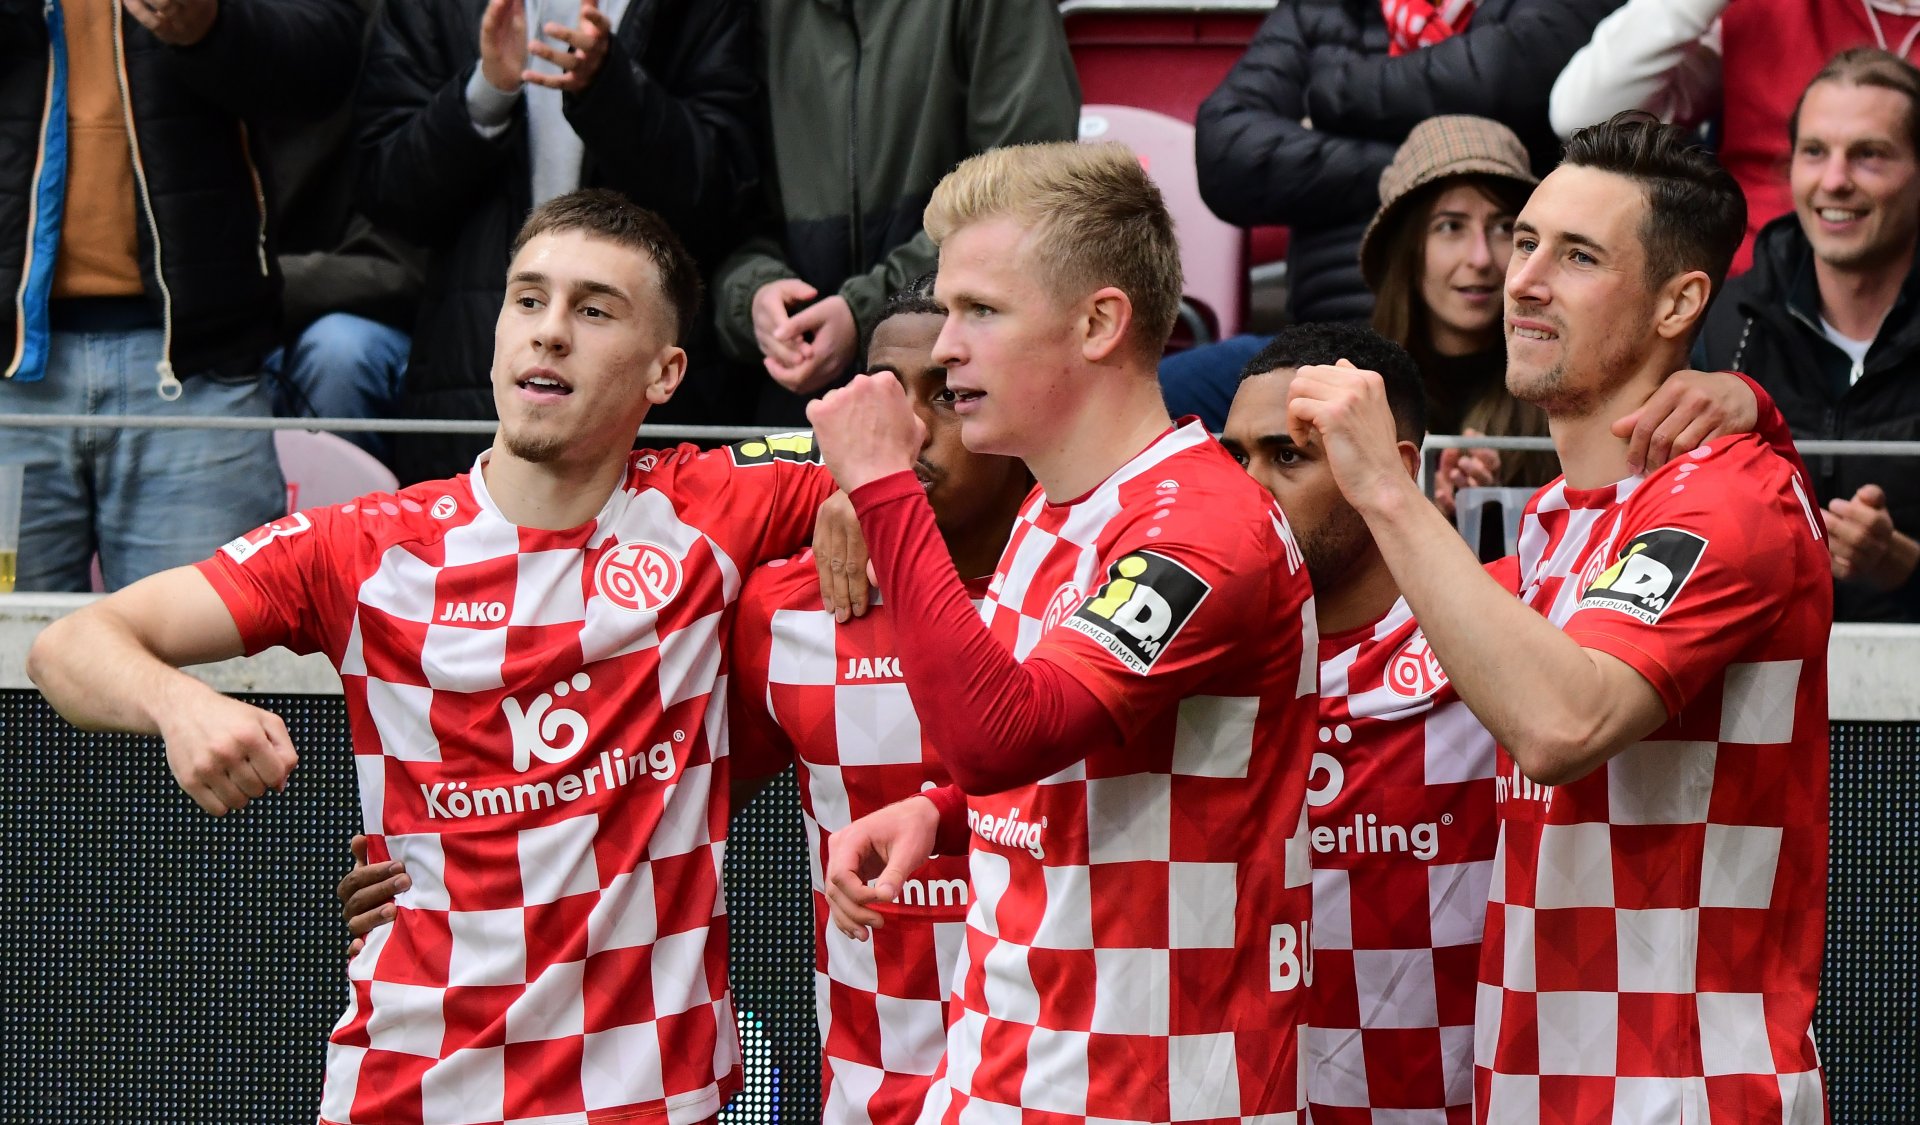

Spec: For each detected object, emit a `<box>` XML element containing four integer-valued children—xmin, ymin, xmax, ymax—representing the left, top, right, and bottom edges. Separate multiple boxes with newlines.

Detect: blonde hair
<box><xmin>924</xmin><ymin>142</ymin><xmax>1183</xmax><ymax>358</ymax></box>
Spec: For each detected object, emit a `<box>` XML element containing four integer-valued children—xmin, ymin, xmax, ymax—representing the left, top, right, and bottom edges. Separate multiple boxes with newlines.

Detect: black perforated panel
<box><xmin>1820</xmin><ymin>722</ymin><xmax>1920</xmax><ymax>1123</ymax></box>
<box><xmin>0</xmin><ymin>694</ymin><xmax>1913</xmax><ymax>1122</ymax></box>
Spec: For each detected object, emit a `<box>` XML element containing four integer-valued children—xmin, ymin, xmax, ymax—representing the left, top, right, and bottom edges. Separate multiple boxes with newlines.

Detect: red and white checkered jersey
<box><xmin>1305</xmin><ymin>563</ymin><xmax>1512</xmax><ymax>1124</ymax></box>
<box><xmin>197</xmin><ymin>441</ymin><xmax>833</xmax><ymax>1125</ymax></box>
<box><xmin>1476</xmin><ymin>434</ymin><xmax>1831</xmax><ymax>1124</ymax></box>
<box><xmin>728</xmin><ymin>555</ymin><xmax>982</xmax><ymax>1125</ymax></box>
<box><xmin>916</xmin><ymin>420</ymin><xmax>1319</xmax><ymax>1125</ymax></box>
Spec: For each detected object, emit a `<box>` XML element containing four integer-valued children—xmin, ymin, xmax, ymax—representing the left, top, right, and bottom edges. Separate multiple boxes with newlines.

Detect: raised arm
<box><xmin>26</xmin><ymin>567</ymin><xmax>299</xmax><ymax>815</ymax></box>
<box><xmin>1291</xmin><ymin>365</ymin><xmax>1669</xmax><ymax>785</ymax></box>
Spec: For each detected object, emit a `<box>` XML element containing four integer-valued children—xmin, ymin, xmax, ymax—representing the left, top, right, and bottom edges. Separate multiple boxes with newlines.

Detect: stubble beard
<box><xmin>502</xmin><ymin>425</ymin><xmax>569</xmax><ymax>464</ymax></box>
<box><xmin>1508</xmin><ymin>333</ymin><xmax>1641</xmax><ymax>421</ymax></box>
<box><xmin>1301</xmin><ymin>501</ymin><xmax>1375</xmax><ymax>596</ymax></box>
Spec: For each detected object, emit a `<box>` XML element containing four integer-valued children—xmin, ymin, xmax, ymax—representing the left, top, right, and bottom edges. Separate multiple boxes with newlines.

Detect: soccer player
<box><xmin>1223</xmin><ymin>322</ymin><xmax>1796</xmax><ymax>1123</ymax></box>
<box><xmin>1288</xmin><ymin>113</ymin><xmax>1832</xmax><ymax>1123</ymax></box>
<box><xmin>808</xmin><ymin>143</ymin><xmax>1319</xmax><ymax>1124</ymax></box>
<box><xmin>726</xmin><ymin>275</ymin><xmax>1032</xmax><ymax>1124</ymax></box>
<box><xmin>27</xmin><ymin>190</ymin><xmax>839</xmax><ymax>1125</ymax></box>
<box><xmin>1226</xmin><ymin>323</ymin><xmax>1502</xmax><ymax>1124</ymax></box>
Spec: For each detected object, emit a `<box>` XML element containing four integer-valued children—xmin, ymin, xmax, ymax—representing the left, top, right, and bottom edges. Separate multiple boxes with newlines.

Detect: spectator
<box><xmin>1696</xmin><ymin>48</ymin><xmax>1920</xmax><ymax>622</ymax></box>
<box><xmin>0</xmin><ymin>0</ymin><xmax>361</xmax><ymax>592</ymax></box>
<box><xmin>261</xmin><ymin>0</ymin><xmax>425</xmax><ymax>463</ymax></box>
<box><xmin>1359</xmin><ymin>115</ymin><xmax>1558</xmax><ymax>510</ymax></box>
<box><xmin>1549</xmin><ymin>0</ymin><xmax>1920</xmax><ymax>273</ymax></box>
<box><xmin>357</xmin><ymin>0</ymin><xmax>760</xmax><ymax>484</ymax></box>
<box><xmin>1167</xmin><ymin>0</ymin><xmax>1625</xmax><ymax>426</ymax></box>
<box><xmin>712</xmin><ymin>0</ymin><xmax>1081</xmax><ymax>426</ymax></box>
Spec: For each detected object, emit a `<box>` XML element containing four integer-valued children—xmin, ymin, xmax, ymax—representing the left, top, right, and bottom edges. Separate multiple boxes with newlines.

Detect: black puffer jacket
<box><xmin>356</xmin><ymin>0</ymin><xmax>760</xmax><ymax>483</ymax></box>
<box><xmin>0</xmin><ymin>0</ymin><xmax>361</xmax><ymax>383</ymax></box>
<box><xmin>1195</xmin><ymin>0</ymin><xmax>1623</xmax><ymax>323</ymax></box>
<box><xmin>1696</xmin><ymin>215</ymin><xmax>1920</xmax><ymax>623</ymax></box>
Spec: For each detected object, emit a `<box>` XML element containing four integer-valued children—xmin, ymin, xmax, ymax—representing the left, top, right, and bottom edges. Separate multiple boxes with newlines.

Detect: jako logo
<box><xmin>503</xmin><ymin>672</ymin><xmax>593</xmax><ymax>771</ymax></box>
<box><xmin>842</xmin><ymin>656</ymin><xmax>902</xmax><ymax>681</ymax></box>
<box><xmin>439</xmin><ymin>601</ymin><xmax>506</xmax><ymax>624</ymax></box>
<box><xmin>596</xmin><ymin>541</ymin><xmax>683</xmax><ymax>612</ymax></box>
<box><xmin>1385</xmin><ymin>633</ymin><xmax>1448</xmax><ymax>699</ymax></box>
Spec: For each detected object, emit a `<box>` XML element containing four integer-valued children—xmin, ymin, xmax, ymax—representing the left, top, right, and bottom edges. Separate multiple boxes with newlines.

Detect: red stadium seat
<box><xmin>1080</xmin><ymin>103</ymin><xmax>1247</xmax><ymax>342</ymax></box>
<box><xmin>1062</xmin><ymin>0</ymin><xmax>1288</xmax><ymax>272</ymax></box>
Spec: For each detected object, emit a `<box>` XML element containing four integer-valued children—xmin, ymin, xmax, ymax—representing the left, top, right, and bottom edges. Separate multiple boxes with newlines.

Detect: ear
<box><xmin>1081</xmin><ymin>286</ymin><xmax>1135</xmax><ymax>364</ymax></box>
<box><xmin>645</xmin><ymin>345</ymin><xmax>688</xmax><ymax>405</ymax></box>
<box><xmin>1396</xmin><ymin>438</ymin><xmax>1423</xmax><ymax>483</ymax></box>
<box><xmin>1653</xmin><ymin>270</ymin><xmax>1713</xmax><ymax>341</ymax></box>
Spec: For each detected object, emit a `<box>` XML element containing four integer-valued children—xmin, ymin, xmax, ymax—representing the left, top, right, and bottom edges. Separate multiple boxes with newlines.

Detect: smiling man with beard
<box><xmin>1289</xmin><ymin>113</ymin><xmax>1833</xmax><ymax>1123</ymax></box>
<box><xmin>1698</xmin><ymin>47</ymin><xmax>1920</xmax><ymax>621</ymax></box>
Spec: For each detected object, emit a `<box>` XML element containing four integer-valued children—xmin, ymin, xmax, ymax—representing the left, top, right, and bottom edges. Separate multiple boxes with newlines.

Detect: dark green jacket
<box><xmin>716</xmin><ymin>0</ymin><xmax>1080</xmax><ymax>416</ymax></box>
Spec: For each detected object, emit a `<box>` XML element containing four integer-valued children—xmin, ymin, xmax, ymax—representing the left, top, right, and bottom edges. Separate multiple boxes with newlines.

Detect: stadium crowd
<box><xmin>8</xmin><ymin>0</ymin><xmax>1916</xmax><ymax>1123</ymax></box>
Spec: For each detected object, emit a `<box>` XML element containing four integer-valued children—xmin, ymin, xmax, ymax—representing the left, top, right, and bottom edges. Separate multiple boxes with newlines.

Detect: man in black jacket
<box><xmin>0</xmin><ymin>0</ymin><xmax>361</xmax><ymax>592</ymax></box>
<box><xmin>356</xmin><ymin>0</ymin><xmax>760</xmax><ymax>484</ymax></box>
<box><xmin>1194</xmin><ymin>0</ymin><xmax>1623</xmax><ymax>326</ymax></box>
<box><xmin>1697</xmin><ymin>48</ymin><xmax>1920</xmax><ymax>622</ymax></box>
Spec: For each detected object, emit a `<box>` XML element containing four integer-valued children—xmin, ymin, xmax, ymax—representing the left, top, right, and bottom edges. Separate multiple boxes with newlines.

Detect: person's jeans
<box><xmin>268</xmin><ymin>312</ymin><xmax>411</xmax><ymax>461</ymax></box>
<box><xmin>0</xmin><ymin>327</ymin><xmax>286</xmax><ymax>592</ymax></box>
<box><xmin>1157</xmin><ymin>333</ymin><xmax>1274</xmax><ymax>433</ymax></box>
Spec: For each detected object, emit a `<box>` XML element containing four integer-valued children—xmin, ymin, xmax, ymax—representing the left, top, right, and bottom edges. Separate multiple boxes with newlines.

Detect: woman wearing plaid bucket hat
<box><xmin>1360</xmin><ymin>115</ymin><xmax>1561</xmax><ymax>510</ymax></box>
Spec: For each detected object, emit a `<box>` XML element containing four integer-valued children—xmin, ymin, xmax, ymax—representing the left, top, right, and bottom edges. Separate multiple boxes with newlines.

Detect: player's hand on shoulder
<box><xmin>156</xmin><ymin>681</ymin><xmax>299</xmax><ymax>817</ymax></box>
<box><xmin>823</xmin><ymin>795</ymin><xmax>940</xmax><ymax>942</ymax></box>
<box><xmin>813</xmin><ymin>491</ymin><xmax>872</xmax><ymax>621</ymax></box>
<box><xmin>338</xmin><ymin>834</ymin><xmax>409</xmax><ymax>957</ymax></box>
<box><xmin>1612</xmin><ymin>368</ymin><xmax>1756</xmax><ymax>474</ymax></box>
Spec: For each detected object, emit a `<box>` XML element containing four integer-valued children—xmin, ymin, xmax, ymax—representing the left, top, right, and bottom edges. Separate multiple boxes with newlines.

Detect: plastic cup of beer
<box><xmin>0</xmin><ymin>463</ymin><xmax>20</xmax><ymax>593</ymax></box>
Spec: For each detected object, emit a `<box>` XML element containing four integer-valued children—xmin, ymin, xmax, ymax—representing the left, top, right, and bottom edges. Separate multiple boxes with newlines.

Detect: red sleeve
<box><xmin>727</xmin><ymin>566</ymin><xmax>798</xmax><ymax>782</ymax></box>
<box><xmin>1484</xmin><ymin>554</ymin><xmax>1523</xmax><ymax>594</ymax></box>
<box><xmin>192</xmin><ymin>506</ymin><xmax>351</xmax><ymax>657</ymax></box>
<box><xmin>719</xmin><ymin>434</ymin><xmax>839</xmax><ymax>568</ymax></box>
<box><xmin>1735</xmin><ymin>372</ymin><xmax>1810</xmax><ymax>485</ymax></box>
<box><xmin>1563</xmin><ymin>438</ymin><xmax>1823</xmax><ymax>713</ymax></box>
<box><xmin>850</xmin><ymin>472</ymin><xmax>1121</xmax><ymax>795</ymax></box>
<box><xmin>923</xmin><ymin>783</ymin><xmax>972</xmax><ymax>857</ymax></box>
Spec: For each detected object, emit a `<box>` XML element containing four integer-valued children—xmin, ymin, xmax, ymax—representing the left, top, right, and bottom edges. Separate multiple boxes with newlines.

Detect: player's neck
<box><xmin>1315</xmin><ymin>544</ymin><xmax>1401</xmax><ymax>636</ymax></box>
<box><xmin>1546</xmin><ymin>353</ymin><xmax>1679</xmax><ymax>490</ymax></box>
<box><xmin>944</xmin><ymin>490</ymin><xmax>1029</xmax><ymax>581</ymax></box>
<box><xmin>482</xmin><ymin>444</ymin><xmax>630</xmax><ymax>530</ymax></box>
<box><xmin>1025</xmin><ymin>372</ymin><xmax>1172</xmax><ymax>502</ymax></box>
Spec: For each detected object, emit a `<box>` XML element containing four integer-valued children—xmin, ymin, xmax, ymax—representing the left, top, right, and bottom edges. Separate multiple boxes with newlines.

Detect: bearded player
<box><xmin>1225</xmin><ymin>320</ymin><xmax>1800</xmax><ymax>1123</ymax></box>
<box><xmin>1290</xmin><ymin>113</ymin><xmax>1831</xmax><ymax>1123</ymax></box>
